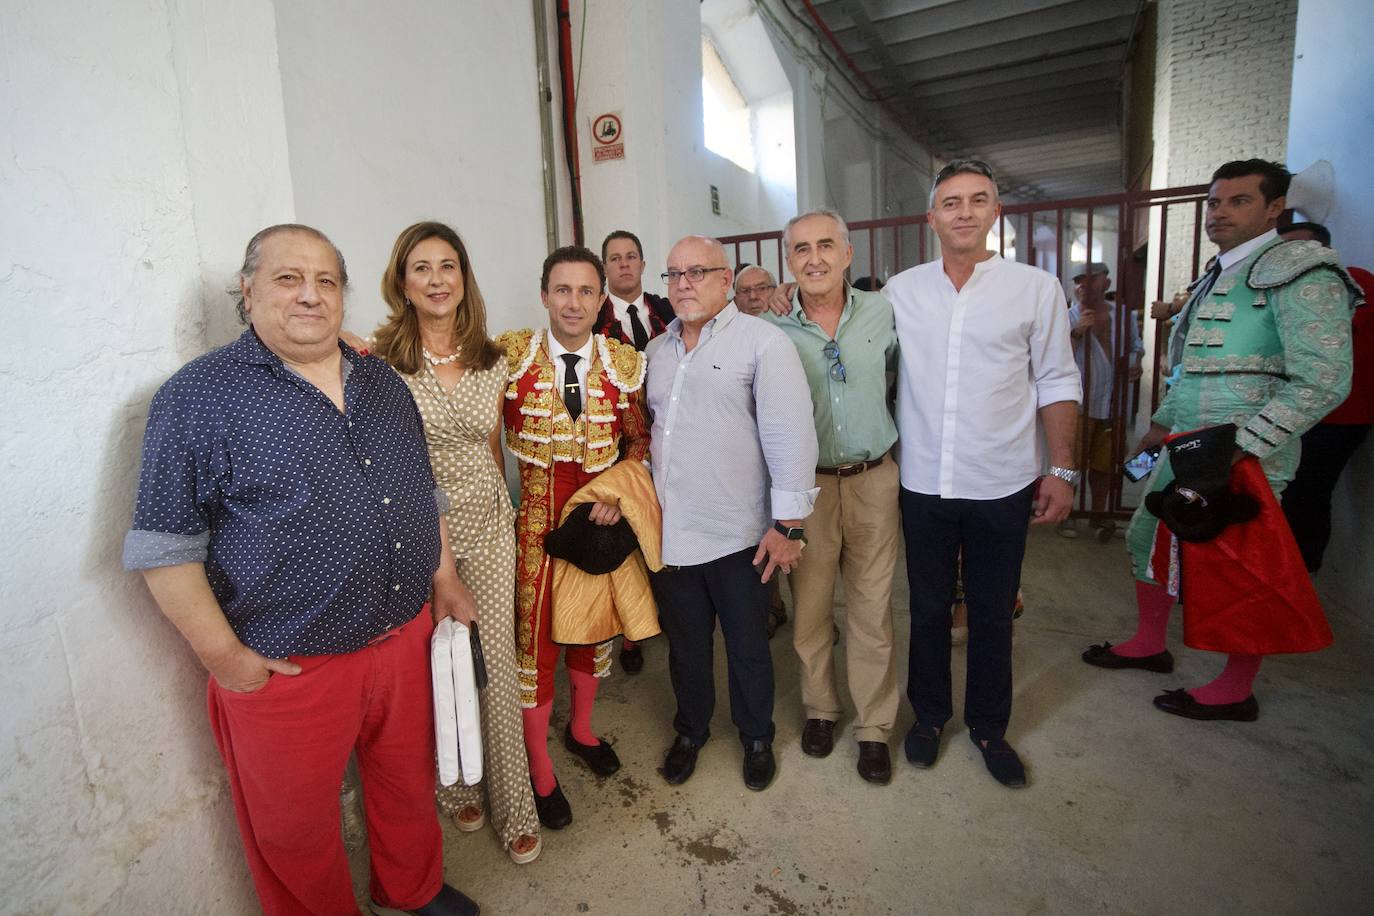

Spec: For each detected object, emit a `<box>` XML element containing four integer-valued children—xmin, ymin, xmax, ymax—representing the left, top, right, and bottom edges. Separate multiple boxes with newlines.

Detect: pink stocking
<box><xmin>568</xmin><ymin>668</ymin><xmax>601</xmax><ymax>746</ymax></box>
<box><xmin>1112</xmin><ymin>581</ymin><xmax>1174</xmax><ymax>657</ymax></box>
<box><xmin>522</xmin><ymin>701</ymin><xmax>556</xmax><ymax>796</ymax></box>
<box><xmin>1188</xmin><ymin>654</ymin><xmax>1262</xmax><ymax>705</ymax></box>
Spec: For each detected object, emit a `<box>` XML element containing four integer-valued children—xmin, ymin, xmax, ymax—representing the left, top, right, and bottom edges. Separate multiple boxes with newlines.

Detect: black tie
<box><xmin>626</xmin><ymin>303</ymin><xmax>650</xmax><ymax>350</ymax></box>
<box><xmin>561</xmin><ymin>353</ymin><xmax>582</xmax><ymax>420</ymax></box>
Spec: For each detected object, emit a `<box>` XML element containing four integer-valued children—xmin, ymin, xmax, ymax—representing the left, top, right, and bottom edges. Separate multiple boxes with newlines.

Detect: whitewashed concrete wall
<box><xmin>0</xmin><ymin>1</ymin><xmax>549</xmax><ymax>911</ymax></box>
<box><xmin>574</xmin><ymin>0</ymin><xmax>929</xmax><ymax>285</ymax></box>
<box><xmin>276</xmin><ymin>1</ymin><xmax>551</xmax><ymax>336</ymax></box>
<box><xmin>1286</xmin><ymin>0</ymin><xmax>1374</xmax><ymax>614</ymax></box>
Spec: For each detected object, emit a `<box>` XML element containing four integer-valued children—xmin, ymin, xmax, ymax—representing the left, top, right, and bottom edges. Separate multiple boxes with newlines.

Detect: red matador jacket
<box><xmin>495</xmin><ymin>328</ymin><xmax>650</xmax><ymax>704</ymax></box>
<box><xmin>1150</xmin><ymin>455</ymin><xmax>1331</xmax><ymax>656</ymax></box>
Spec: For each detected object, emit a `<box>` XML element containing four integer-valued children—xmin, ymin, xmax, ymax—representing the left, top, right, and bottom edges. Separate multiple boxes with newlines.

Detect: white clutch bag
<box><xmin>431</xmin><ymin>618</ymin><xmax>484</xmax><ymax>787</ymax></box>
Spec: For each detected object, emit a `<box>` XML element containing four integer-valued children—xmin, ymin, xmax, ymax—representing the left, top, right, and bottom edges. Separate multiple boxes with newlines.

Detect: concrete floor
<box><xmin>351</xmin><ymin>526</ymin><xmax>1374</xmax><ymax>915</ymax></box>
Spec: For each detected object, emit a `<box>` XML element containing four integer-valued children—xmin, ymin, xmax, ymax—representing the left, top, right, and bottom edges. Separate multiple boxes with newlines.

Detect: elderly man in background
<box><xmin>888</xmin><ymin>160</ymin><xmax>1081</xmax><ymax>788</ymax></box>
<box><xmin>1064</xmin><ymin>261</ymin><xmax>1144</xmax><ymax>542</ymax></box>
<box><xmin>123</xmin><ymin>225</ymin><xmax>478</xmax><ymax>916</ymax></box>
<box><xmin>767</xmin><ymin>208</ymin><xmax>901</xmax><ymax>785</ymax></box>
<box><xmin>733</xmin><ymin>264</ymin><xmax>778</xmax><ymax>317</ymax></box>
<box><xmin>646</xmin><ymin>235</ymin><xmax>818</xmax><ymax>792</ymax></box>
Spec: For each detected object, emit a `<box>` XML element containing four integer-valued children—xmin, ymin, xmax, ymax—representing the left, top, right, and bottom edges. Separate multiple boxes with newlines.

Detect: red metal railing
<box><xmin>717</xmin><ymin>183</ymin><xmax>1211</xmax><ymax>521</ymax></box>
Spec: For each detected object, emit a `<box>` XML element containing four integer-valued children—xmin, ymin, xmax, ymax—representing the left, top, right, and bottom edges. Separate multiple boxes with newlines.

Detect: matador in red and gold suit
<box><xmin>496</xmin><ymin>322</ymin><xmax>649</xmax><ymax>824</ymax></box>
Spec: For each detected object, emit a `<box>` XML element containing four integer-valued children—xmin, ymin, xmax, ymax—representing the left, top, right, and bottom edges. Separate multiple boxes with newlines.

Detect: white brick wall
<box><xmin>1150</xmin><ymin>0</ymin><xmax>1297</xmax><ymax>299</ymax></box>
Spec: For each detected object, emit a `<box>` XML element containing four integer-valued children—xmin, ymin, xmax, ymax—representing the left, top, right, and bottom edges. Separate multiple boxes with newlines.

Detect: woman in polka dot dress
<box><xmin>368</xmin><ymin>221</ymin><xmax>542</xmax><ymax>865</ymax></box>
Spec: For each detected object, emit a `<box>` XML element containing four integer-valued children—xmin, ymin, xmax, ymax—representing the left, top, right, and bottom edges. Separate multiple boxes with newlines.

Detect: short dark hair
<box><xmin>929</xmin><ymin>159</ymin><xmax>998</xmax><ymax>207</ymax></box>
<box><xmin>541</xmin><ymin>245</ymin><xmax>605</xmax><ymax>293</ymax></box>
<box><xmin>1282</xmin><ymin>221</ymin><xmax>1331</xmax><ymax>246</ymax></box>
<box><xmin>1211</xmin><ymin>159</ymin><xmax>1291</xmax><ymax>203</ymax></box>
<box><xmin>601</xmin><ymin>229</ymin><xmax>643</xmax><ymax>261</ymax></box>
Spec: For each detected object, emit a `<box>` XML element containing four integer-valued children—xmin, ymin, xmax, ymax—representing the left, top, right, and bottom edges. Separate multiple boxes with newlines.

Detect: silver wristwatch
<box><xmin>1048</xmin><ymin>466</ymin><xmax>1081</xmax><ymax>488</ymax></box>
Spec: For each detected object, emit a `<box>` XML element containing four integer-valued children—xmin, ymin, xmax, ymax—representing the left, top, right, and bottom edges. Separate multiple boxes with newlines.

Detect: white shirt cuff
<box><xmin>770</xmin><ymin>487</ymin><xmax>820</xmax><ymax>522</ymax></box>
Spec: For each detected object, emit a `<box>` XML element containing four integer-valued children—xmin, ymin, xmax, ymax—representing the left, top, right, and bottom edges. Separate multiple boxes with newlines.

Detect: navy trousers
<box><xmin>1281</xmin><ymin>422</ymin><xmax>1370</xmax><ymax>572</ymax></box>
<box><xmin>900</xmin><ymin>484</ymin><xmax>1034</xmax><ymax>741</ymax></box>
<box><xmin>651</xmin><ymin>546</ymin><xmax>775</xmax><ymax>747</ymax></box>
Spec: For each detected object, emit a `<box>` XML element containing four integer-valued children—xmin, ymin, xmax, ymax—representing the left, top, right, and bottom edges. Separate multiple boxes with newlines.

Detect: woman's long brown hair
<box><xmin>373</xmin><ymin>221</ymin><xmax>502</xmax><ymax>375</ymax></box>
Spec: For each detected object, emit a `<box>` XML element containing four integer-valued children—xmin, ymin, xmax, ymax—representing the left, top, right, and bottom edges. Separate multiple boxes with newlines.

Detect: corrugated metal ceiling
<box><xmin>799</xmin><ymin>0</ymin><xmax>1147</xmax><ymax>200</ymax></box>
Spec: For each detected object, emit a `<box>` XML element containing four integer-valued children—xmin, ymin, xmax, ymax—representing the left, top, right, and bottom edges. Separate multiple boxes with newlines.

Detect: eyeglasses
<box><xmin>737</xmin><ymin>283</ymin><xmax>776</xmax><ymax>297</ymax></box>
<box><xmin>661</xmin><ymin>266</ymin><xmax>727</xmax><ymax>285</ymax></box>
<box><xmin>822</xmin><ymin>340</ymin><xmax>846</xmax><ymax>383</ymax></box>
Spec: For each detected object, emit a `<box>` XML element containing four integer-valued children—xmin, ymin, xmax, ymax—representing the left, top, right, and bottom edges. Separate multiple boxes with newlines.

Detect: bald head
<box><xmin>665</xmin><ymin>236</ymin><xmax>734</xmax><ymax>326</ymax></box>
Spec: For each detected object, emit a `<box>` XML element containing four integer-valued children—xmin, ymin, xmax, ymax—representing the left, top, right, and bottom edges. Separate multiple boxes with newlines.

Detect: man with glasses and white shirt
<box><xmin>765</xmin><ymin>209</ymin><xmax>901</xmax><ymax>786</ymax></box>
<box><xmin>887</xmin><ymin>160</ymin><xmax>1081</xmax><ymax>788</ymax></box>
<box><xmin>646</xmin><ymin>235</ymin><xmax>818</xmax><ymax>792</ymax></box>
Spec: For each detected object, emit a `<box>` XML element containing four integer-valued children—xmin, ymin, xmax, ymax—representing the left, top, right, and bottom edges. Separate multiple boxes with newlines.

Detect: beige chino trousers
<box><xmin>789</xmin><ymin>456</ymin><xmax>901</xmax><ymax>742</ymax></box>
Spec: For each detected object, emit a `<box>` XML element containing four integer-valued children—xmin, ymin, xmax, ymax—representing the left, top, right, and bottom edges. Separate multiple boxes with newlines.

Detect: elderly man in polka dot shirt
<box><xmin>123</xmin><ymin>225</ymin><xmax>480</xmax><ymax>916</ymax></box>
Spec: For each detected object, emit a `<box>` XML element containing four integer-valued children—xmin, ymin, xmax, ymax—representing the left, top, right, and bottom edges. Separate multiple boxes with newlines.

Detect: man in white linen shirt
<box><xmin>645</xmin><ymin>235</ymin><xmax>819</xmax><ymax>792</ymax></box>
<box><xmin>887</xmin><ymin>159</ymin><xmax>1081</xmax><ymax>788</ymax></box>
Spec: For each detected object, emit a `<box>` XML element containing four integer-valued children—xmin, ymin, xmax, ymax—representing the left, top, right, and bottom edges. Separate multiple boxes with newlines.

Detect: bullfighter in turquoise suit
<box><xmin>1082</xmin><ymin>159</ymin><xmax>1358</xmax><ymax>721</ymax></box>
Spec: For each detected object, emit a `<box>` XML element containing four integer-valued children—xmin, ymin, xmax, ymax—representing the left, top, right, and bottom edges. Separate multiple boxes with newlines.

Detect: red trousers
<box><xmin>207</xmin><ymin>611</ymin><xmax>443</xmax><ymax>915</ymax></box>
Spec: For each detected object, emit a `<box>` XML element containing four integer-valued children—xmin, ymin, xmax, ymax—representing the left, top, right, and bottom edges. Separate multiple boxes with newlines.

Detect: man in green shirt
<box><xmin>768</xmin><ymin>208</ymin><xmax>901</xmax><ymax>784</ymax></box>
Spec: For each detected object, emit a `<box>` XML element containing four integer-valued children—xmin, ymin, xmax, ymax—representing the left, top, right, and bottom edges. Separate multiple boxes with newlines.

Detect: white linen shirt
<box><xmin>888</xmin><ymin>255</ymin><xmax>1081</xmax><ymax>500</ymax></box>
<box><xmin>646</xmin><ymin>303</ymin><xmax>819</xmax><ymax>566</ymax></box>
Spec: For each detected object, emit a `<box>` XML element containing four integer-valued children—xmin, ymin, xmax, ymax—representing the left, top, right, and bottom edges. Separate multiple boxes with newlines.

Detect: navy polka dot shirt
<box><xmin>123</xmin><ymin>329</ymin><xmax>442</xmax><ymax>657</ymax></box>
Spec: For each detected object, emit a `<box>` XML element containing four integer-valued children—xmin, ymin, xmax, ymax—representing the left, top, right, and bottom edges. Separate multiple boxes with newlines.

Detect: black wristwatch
<box><xmin>774</xmin><ymin>521</ymin><xmax>806</xmax><ymax>542</ymax></box>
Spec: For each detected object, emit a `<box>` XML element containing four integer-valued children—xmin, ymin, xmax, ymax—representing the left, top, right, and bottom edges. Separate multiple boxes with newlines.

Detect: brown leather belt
<box><xmin>816</xmin><ymin>456</ymin><xmax>884</xmax><ymax>478</ymax></box>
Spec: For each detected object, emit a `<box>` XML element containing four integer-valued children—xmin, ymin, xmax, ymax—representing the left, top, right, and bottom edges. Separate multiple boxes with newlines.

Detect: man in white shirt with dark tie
<box><xmin>595</xmin><ymin>229</ymin><xmax>675</xmax><ymax>675</ymax></box>
<box><xmin>886</xmin><ymin>160</ymin><xmax>1081</xmax><ymax>788</ymax></box>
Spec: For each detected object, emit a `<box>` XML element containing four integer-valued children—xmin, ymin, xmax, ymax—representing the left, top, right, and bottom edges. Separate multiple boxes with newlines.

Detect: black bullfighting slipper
<box><xmin>619</xmin><ymin>643</ymin><xmax>644</xmax><ymax>674</ymax></box>
<box><xmin>562</xmin><ymin>724</ymin><xmax>622</xmax><ymax>776</ymax></box>
<box><xmin>1153</xmin><ymin>688</ymin><xmax>1259</xmax><ymax>722</ymax></box>
<box><xmin>531</xmin><ymin>778</ymin><xmax>572</xmax><ymax>830</ymax></box>
<box><xmin>1081</xmin><ymin>641</ymin><xmax>1175</xmax><ymax>673</ymax></box>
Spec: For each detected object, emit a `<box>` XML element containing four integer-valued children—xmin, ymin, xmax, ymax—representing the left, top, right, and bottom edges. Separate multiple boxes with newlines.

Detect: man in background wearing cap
<box><xmin>1064</xmin><ymin>262</ymin><xmax>1144</xmax><ymax>542</ymax></box>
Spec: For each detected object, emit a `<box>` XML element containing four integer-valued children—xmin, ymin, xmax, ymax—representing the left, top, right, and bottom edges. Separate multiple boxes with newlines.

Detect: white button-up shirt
<box><xmin>887</xmin><ymin>255</ymin><xmax>1081</xmax><ymax>500</ymax></box>
<box><xmin>608</xmin><ymin>291</ymin><xmax>648</xmax><ymax>331</ymax></box>
<box><xmin>646</xmin><ymin>304</ymin><xmax>819</xmax><ymax>566</ymax></box>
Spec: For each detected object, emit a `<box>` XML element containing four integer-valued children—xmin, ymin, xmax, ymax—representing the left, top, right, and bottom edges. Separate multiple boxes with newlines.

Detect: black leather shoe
<box><xmin>619</xmin><ymin>643</ymin><xmax>644</xmax><ymax>674</ymax></box>
<box><xmin>1082</xmin><ymin>641</ymin><xmax>1175</xmax><ymax>673</ymax></box>
<box><xmin>856</xmin><ymin>741</ymin><xmax>891</xmax><ymax>785</ymax></box>
<box><xmin>370</xmin><ymin>883</ymin><xmax>480</xmax><ymax>916</ymax></box>
<box><xmin>562</xmin><ymin>724</ymin><xmax>621</xmax><ymax>776</ymax></box>
<box><xmin>531</xmin><ymin>779</ymin><xmax>572</xmax><ymax>829</ymax></box>
<box><xmin>903</xmin><ymin>723</ymin><xmax>941</xmax><ymax>768</ymax></box>
<box><xmin>970</xmin><ymin>733</ymin><xmax>1027</xmax><ymax>788</ymax></box>
<box><xmin>1153</xmin><ymin>688</ymin><xmax>1259</xmax><ymax>721</ymax></box>
<box><xmin>800</xmin><ymin>718</ymin><xmax>836</xmax><ymax>758</ymax></box>
<box><xmin>662</xmin><ymin>735</ymin><xmax>700</xmax><ymax>785</ymax></box>
<box><xmin>743</xmin><ymin>740</ymin><xmax>776</xmax><ymax>791</ymax></box>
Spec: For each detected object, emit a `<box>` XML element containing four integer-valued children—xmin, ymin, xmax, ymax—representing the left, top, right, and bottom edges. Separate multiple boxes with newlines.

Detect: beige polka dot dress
<box><xmin>401</xmin><ymin>361</ymin><xmax>540</xmax><ymax>850</ymax></box>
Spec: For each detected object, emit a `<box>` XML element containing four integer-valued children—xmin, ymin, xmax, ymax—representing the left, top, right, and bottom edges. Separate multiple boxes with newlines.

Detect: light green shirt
<box><xmin>768</xmin><ymin>285</ymin><xmax>899</xmax><ymax>467</ymax></box>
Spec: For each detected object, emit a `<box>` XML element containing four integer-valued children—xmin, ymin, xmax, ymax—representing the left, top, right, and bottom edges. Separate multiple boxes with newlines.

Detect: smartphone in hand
<box><xmin>1123</xmin><ymin>447</ymin><xmax>1162</xmax><ymax>483</ymax></box>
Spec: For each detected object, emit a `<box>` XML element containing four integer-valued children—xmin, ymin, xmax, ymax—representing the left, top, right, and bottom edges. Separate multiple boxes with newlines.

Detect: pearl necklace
<box><xmin>423</xmin><ymin>347</ymin><xmax>461</xmax><ymax>366</ymax></box>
